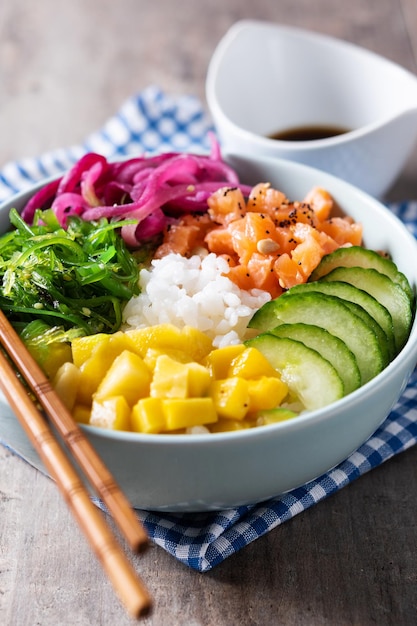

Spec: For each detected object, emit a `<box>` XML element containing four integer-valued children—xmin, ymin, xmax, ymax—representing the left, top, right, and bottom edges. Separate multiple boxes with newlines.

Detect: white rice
<box><xmin>122</xmin><ymin>252</ymin><xmax>271</xmax><ymax>347</ymax></box>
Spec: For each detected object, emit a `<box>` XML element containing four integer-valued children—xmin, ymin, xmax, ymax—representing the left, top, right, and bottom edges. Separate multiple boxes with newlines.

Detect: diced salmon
<box><xmin>273</xmin><ymin>254</ymin><xmax>306</xmax><ymax>290</ymax></box>
<box><xmin>228</xmin><ymin>254</ymin><xmax>283</xmax><ymax>298</ymax></box>
<box><xmin>303</xmin><ymin>186</ymin><xmax>334</xmax><ymax>221</ymax></box>
<box><xmin>319</xmin><ymin>217</ymin><xmax>363</xmax><ymax>246</ymax></box>
<box><xmin>269</xmin><ymin>203</ymin><xmax>320</xmax><ymax>229</ymax></box>
<box><xmin>207</xmin><ymin>187</ymin><xmax>247</xmax><ymax>225</ymax></box>
<box><xmin>154</xmin><ymin>182</ymin><xmax>363</xmax><ymax>298</ymax></box>
<box><xmin>204</xmin><ymin>227</ymin><xmax>236</xmax><ymax>257</ymax></box>
<box><xmin>290</xmin><ymin>224</ymin><xmax>334</xmax><ymax>280</ymax></box>
<box><xmin>228</xmin><ymin>213</ymin><xmax>280</xmax><ymax>265</ymax></box>
<box><xmin>155</xmin><ymin>213</ymin><xmax>212</xmax><ymax>258</ymax></box>
<box><xmin>246</xmin><ymin>183</ymin><xmax>288</xmax><ymax>213</ymax></box>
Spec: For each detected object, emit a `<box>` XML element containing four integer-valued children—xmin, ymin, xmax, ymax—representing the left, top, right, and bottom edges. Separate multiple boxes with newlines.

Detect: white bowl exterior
<box><xmin>1</xmin><ymin>155</ymin><xmax>417</xmax><ymax>511</ymax></box>
<box><xmin>206</xmin><ymin>20</ymin><xmax>417</xmax><ymax>197</ymax></box>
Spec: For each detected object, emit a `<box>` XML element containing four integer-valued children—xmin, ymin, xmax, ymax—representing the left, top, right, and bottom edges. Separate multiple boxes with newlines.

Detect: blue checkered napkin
<box><xmin>1</xmin><ymin>87</ymin><xmax>417</xmax><ymax>572</ymax></box>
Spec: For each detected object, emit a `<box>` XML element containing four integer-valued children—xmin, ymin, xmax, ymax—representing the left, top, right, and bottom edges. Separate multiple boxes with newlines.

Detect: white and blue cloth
<box><xmin>1</xmin><ymin>86</ymin><xmax>417</xmax><ymax>572</ymax></box>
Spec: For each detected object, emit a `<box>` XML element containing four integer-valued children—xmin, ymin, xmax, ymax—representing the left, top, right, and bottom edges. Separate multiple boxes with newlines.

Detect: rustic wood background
<box><xmin>1</xmin><ymin>1</ymin><xmax>417</xmax><ymax>624</ymax></box>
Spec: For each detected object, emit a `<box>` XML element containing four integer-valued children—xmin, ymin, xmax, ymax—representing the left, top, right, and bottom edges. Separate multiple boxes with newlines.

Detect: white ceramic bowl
<box><xmin>206</xmin><ymin>20</ymin><xmax>417</xmax><ymax>198</ymax></box>
<box><xmin>1</xmin><ymin>154</ymin><xmax>417</xmax><ymax>512</ymax></box>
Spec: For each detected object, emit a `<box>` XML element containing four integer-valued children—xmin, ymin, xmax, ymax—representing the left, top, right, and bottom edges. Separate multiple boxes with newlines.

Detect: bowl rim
<box><xmin>1</xmin><ymin>152</ymin><xmax>416</xmax><ymax>448</ymax></box>
<box><xmin>206</xmin><ymin>19</ymin><xmax>417</xmax><ymax>151</ymax></box>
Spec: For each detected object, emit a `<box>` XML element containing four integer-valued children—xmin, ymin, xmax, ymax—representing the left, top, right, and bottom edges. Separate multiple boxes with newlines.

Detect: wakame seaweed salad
<box><xmin>0</xmin><ymin>208</ymin><xmax>145</xmax><ymax>337</ymax></box>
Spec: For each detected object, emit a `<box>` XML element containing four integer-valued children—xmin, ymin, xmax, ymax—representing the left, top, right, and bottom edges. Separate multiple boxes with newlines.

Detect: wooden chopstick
<box><xmin>0</xmin><ymin>345</ymin><xmax>152</xmax><ymax>619</ymax></box>
<box><xmin>0</xmin><ymin>309</ymin><xmax>148</xmax><ymax>554</ymax></box>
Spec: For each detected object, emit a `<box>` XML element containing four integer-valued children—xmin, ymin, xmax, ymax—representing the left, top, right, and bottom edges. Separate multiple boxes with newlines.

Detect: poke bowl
<box><xmin>0</xmin><ymin>150</ymin><xmax>417</xmax><ymax>512</ymax></box>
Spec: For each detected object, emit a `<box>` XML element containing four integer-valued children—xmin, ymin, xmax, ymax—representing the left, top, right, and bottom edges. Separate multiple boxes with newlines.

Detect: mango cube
<box><xmin>210</xmin><ymin>377</ymin><xmax>250</xmax><ymax>420</ymax></box>
<box><xmin>126</xmin><ymin>324</ymin><xmax>213</xmax><ymax>361</ymax></box>
<box><xmin>228</xmin><ymin>347</ymin><xmax>279</xmax><ymax>379</ymax></box>
<box><xmin>72</xmin><ymin>330</ymin><xmax>142</xmax><ymax>368</ymax></box>
<box><xmin>247</xmin><ymin>376</ymin><xmax>289</xmax><ymax>412</ymax></box>
<box><xmin>76</xmin><ymin>341</ymin><xmax>132</xmax><ymax>405</ymax></box>
<box><xmin>143</xmin><ymin>347</ymin><xmax>191</xmax><ymax>372</ymax></box>
<box><xmin>150</xmin><ymin>355</ymin><xmax>211</xmax><ymax>399</ymax></box>
<box><xmin>95</xmin><ymin>350</ymin><xmax>151</xmax><ymax>406</ymax></box>
<box><xmin>151</xmin><ymin>355</ymin><xmax>190</xmax><ymax>398</ymax></box>
<box><xmin>72</xmin><ymin>404</ymin><xmax>92</xmax><ymax>425</ymax></box>
<box><xmin>205</xmin><ymin>344</ymin><xmax>246</xmax><ymax>379</ymax></box>
<box><xmin>72</xmin><ymin>333</ymin><xmax>110</xmax><ymax>368</ymax></box>
<box><xmin>131</xmin><ymin>397</ymin><xmax>166</xmax><ymax>434</ymax></box>
<box><xmin>162</xmin><ymin>397</ymin><xmax>217</xmax><ymax>431</ymax></box>
<box><xmin>187</xmin><ymin>362</ymin><xmax>212</xmax><ymax>397</ymax></box>
<box><xmin>89</xmin><ymin>396</ymin><xmax>131</xmax><ymax>431</ymax></box>
<box><xmin>74</xmin><ymin>331</ymin><xmax>148</xmax><ymax>405</ymax></box>
<box><xmin>76</xmin><ymin>349</ymin><xmax>113</xmax><ymax>405</ymax></box>
<box><xmin>209</xmin><ymin>419</ymin><xmax>251</xmax><ymax>433</ymax></box>
<box><xmin>53</xmin><ymin>361</ymin><xmax>81</xmax><ymax>410</ymax></box>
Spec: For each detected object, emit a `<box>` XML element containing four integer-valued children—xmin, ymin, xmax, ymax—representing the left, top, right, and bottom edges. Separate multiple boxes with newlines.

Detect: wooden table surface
<box><xmin>1</xmin><ymin>1</ymin><xmax>417</xmax><ymax>624</ymax></box>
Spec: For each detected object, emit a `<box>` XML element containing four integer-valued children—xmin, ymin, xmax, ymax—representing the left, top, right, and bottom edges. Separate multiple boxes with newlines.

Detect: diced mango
<box><xmin>228</xmin><ymin>347</ymin><xmax>280</xmax><ymax>379</ymax></box>
<box><xmin>131</xmin><ymin>397</ymin><xmax>166</xmax><ymax>434</ymax></box>
<box><xmin>143</xmin><ymin>347</ymin><xmax>192</xmax><ymax>372</ymax></box>
<box><xmin>106</xmin><ymin>331</ymin><xmax>145</xmax><ymax>358</ymax></box>
<box><xmin>150</xmin><ymin>355</ymin><xmax>211</xmax><ymax>399</ymax></box>
<box><xmin>72</xmin><ymin>404</ymin><xmax>92</xmax><ymax>425</ymax></box>
<box><xmin>126</xmin><ymin>324</ymin><xmax>213</xmax><ymax>362</ymax></box>
<box><xmin>210</xmin><ymin>377</ymin><xmax>250</xmax><ymax>420</ymax></box>
<box><xmin>151</xmin><ymin>355</ymin><xmax>190</xmax><ymax>398</ymax></box>
<box><xmin>72</xmin><ymin>333</ymin><xmax>110</xmax><ymax>368</ymax></box>
<box><xmin>53</xmin><ymin>361</ymin><xmax>81</xmax><ymax>410</ymax></box>
<box><xmin>72</xmin><ymin>330</ymin><xmax>143</xmax><ymax>368</ymax></box>
<box><xmin>63</xmin><ymin>325</ymin><xmax>302</xmax><ymax>435</ymax></box>
<box><xmin>162</xmin><ymin>397</ymin><xmax>218</xmax><ymax>431</ymax></box>
<box><xmin>89</xmin><ymin>396</ymin><xmax>131</xmax><ymax>431</ymax></box>
<box><xmin>76</xmin><ymin>338</ymin><xmax>139</xmax><ymax>405</ymax></box>
<box><xmin>209</xmin><ymin>419</ymin><xmax>251</xmax><ymax>433</ymax></box>
<box><xmin>95</xmin><ymin>350</ymin><xmax>151</xmax><ymax>406</ymax></box>
<box><xmin>247</xmin><ymin>376</ymin><xmax>289</xmax><ymax>412</ymax></box>
<box><xmin>204</xmin><ymin>344</ymin><xmax>246</xmax><ymax>379</ymax></box>
<box><xmin>186</xmin><ymin>362</ymin><xmax>212</xmax><ymax>397</ymax></box>
<box><xmin>76</xmin><ymin>354</ymin><xmax>108</xmax><ymax>406</ymax></box>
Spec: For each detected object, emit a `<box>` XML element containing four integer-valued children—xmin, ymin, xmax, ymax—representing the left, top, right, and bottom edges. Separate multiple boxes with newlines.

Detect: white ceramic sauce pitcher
<box><xmin>206</xmin><ymin>20</ymin><xmax>417</xmax><ymax>197</ymax></box>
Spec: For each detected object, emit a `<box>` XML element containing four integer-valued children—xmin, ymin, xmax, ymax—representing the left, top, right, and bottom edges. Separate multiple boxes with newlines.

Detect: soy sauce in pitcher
<box><xmin>269</xmin><ymin>124</ymin><xmax>351</xmax><ymax>142</ymax></box>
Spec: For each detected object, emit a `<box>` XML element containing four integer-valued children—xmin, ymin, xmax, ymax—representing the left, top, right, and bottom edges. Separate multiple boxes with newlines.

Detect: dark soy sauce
<box><xmin>269</xmin><ymin>124</ymin><xmax>351</xmax><ymax>142</ymax></box>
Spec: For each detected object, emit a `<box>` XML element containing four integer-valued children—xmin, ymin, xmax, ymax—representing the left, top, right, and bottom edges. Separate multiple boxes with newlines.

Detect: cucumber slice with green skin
<box><xmin>248</xmin><ymin>291</ymin><xmax>384</xmax><ymax>384</ymax></box>
<box><xmin>320</xmin><ymin>266</ymin><xmax>413</xmax><ymax>351</ymax></box>
<box><xmin>245</xmin><ymin>334</ymin><xmax>344</xmax><ymax>411</ymax></box>
<box><xmin>270</xmin><ymin>322</ymin><xmax>361</xmax><ymax>395</ymax></box>
<box><xmin>256</xmin><ymin>407</ymin><xmax>299</xmax><ymax>424</ymax></box>
<box><xmin>286</xmin><ymin>281</ymin><xmax>395</xmax><ymax>361</ymax></box>
<box><xmin>249</xmin><ymin>299</ymin><xmax>292</xmax><ymax>332</ymax></box>
<box><xmin>309</xmin><ymin>245</ymin><xmax>414</xmax><ymax>303</ymax></box>
<box><xmin>341</xmin><ymin>300</ymin><xmax>390</xmax><ymax>366</ymax></box>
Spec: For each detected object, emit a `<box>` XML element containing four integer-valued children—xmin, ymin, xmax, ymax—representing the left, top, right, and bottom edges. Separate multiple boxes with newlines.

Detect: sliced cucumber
<box><xmin>249</xmin><ymin>299</ymin><xmax>290</xmax><ymax>332</ymax></box>
<box><xmin>320</xmin><ymin>266</ymin><xmax>413</xmax><ymax>351</ymax></box>
<box><xmin>270</xmin><ymin>322</ymin><xmax>361</xmax><ymax>395</ymax></box>
<box><xmin>286</xmin><ymin>281</ymin><xmax>395</xmax><ymax>361</ymax></box>
<box><xmin>256</xmin><ymin>407</ymin><xmax>299</xmax><ymax>424</ymax></box>
<box><xmin>245</xmin><ymin>334</ymin><xmax>344</xmax><ymax>411</ymax></box>
<box><xmin>249</xmin><ymin>291</ymin><xmax>384</xmax><ymax>384</ymax></box>
<box><xmin>341</xmin><ymin>300</ymin><xmax>390</xmax><ymax>366</ymax></box>
<box><xmin>309</xmin><ymin>245</ymin><xmax>414</xmax><ymax>303</ymax></box>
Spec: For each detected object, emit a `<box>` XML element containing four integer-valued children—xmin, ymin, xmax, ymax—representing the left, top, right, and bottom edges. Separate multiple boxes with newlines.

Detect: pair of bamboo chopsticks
<box><xmin>0</xmin><ymin>309</ymin><xmax>152</xmax><ymax>619</ymax></box>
